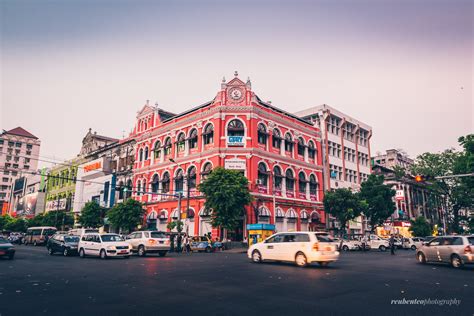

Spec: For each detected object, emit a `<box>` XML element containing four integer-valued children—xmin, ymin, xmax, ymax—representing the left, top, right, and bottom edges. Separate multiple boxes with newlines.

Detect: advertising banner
<box><xmin>46</xmin><ymin>199</ymin><xmax>67</xmax><ymax>211</ymax></box>
<box><xmin>16</xmin><ymin>193</ymin><xmax>38</xmax><ymax>217</ymax></box>
<box><xmin>227</xmin><ymin>136</ymin><xmax>245</xmax><ymax>146</ymax></box>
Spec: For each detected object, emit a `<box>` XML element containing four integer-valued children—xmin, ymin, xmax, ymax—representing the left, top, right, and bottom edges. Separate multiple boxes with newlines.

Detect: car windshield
<box><xmin>101</xmin><ymin>235</ymin><xmax>124</xmax><ymax>242</ymax></box>
<box><xmin>64</xmin><ymin>236</ymin><xmax>79</xmax><ymax>243</ymax></box>
<box><xmin>316</xmin><ymin>235</ymin><xmax>334</xmax><ymax>242</ymax></box>
<box><xmin>468</xmin><ymin>237</ymin><xmax>474</xmax><ymax>245</ymax></box>
<box><xmin>150</xmin><ymin>232</ymin><xmax>167</xmax><ymax>239</ymax></box>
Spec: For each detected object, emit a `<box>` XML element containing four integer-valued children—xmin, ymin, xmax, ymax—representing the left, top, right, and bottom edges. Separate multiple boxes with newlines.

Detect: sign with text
<box><xmin>224</xmin><ymin>159</ymin><xmax>246</xmax><ymax>170</ymax></box>
<box><xmin>84</xmin><ymin>160</ymin><xmax>102</xmax><ymax>173</ymax></box>
<box><xmin>395</xmin><ymin>190</ymin><xmax>405</xmax><ymax>201</ymax></box>
<box><xmin>227</xmin><ymin>136</ymin><xmax>245</xmax><ymax>146</ymax></box>
<box><xmin>46</xmin><ymin>199</ymin><xmax>67</xmax><ymax>211</ymax></box>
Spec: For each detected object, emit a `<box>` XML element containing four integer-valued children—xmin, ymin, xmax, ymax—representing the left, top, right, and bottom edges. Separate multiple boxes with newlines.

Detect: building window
<box><xmin>176</xmin><ymin>133</ymin><xmax>186</xmax><ymax>153</ymax></box>
<box><xmin>174</xmin><ymin>169</ymin><xmax>184</xmax><ymax>193</ymax></box>
<box><xmin>162</xmin><ymin>173</ymin><xmax>170</xmax><ymax>194</ymax></box>
<box><xmin>15</xmin><ymin>142</ymin><xmax>22</xmax><ymax>148</ymax></box>
<box><xmin>227</xmin><ymin>119</ymin><xmax>245</xmax><ymax>137</ymax></box>
<box><xmin>257</xmin><ymin>163</ymin><xmax>268</xmax><ymax>186</ymax></box>
<box><xmin>151</xmin><ymin>174</ymin><xmax>160</xmax><ymax>193</ymax></box>
<box><xmin>118</xmin><ymin>181</ymin><xmax>124</xmax><ymax>200</ymax></box>
<box><xmin>0</xmin><ymin>139</ymin><xmax>3</xmax><ymax>145</ymax></box>
<box><xmin>257</xmin><ymin>124</ymin><xmax>267</xmax><ymax>145</ymax></box>
<box><xmin>298</xmin><ymin>172</ymin><xmax>307</xmax><ymax>193</ymax></box>
<box><xmin>201</xmin><ymin>162</ymin><xmax>212</xmax><ymax>181</ymax></box>
<box><xmin>153</xmin><ymin>141</ymin><xmax>162</xmax><ymax>159</ymax></box>
<box><xmin>203</xmin><ymin>124</ymin><xmax>214</xmax><ymax>145</ymax></box>
<box><xmin>272</xmin><ymin>129</ymin><xmax>282</xmax><ymax>148</ymax></box>
<box><xmin>142</xmin><ymin>180</ymin><xmax>147</xmax><ymax>194</ymax></box>
<box><xmin>297</xmin><ymin>137</ymin><xmax>305</xmax><ymax>156</ymax></box>
<box><xmin>26</xmin><ymin>144</ymin><xmax>33</xmax><ymax>150</ymax></box>
<box><xmin>188</xmin><ymin>166</ymin><xmax>197</xmax><ymax>191</ymax></box>
<box><xmin>188</xmin><ymin>129</ymin><xmax>198</xmax><ymax>149</ymax></box>
<box><xmin>285</xmin><ymin>169</ymin><xmax>294</xmax><ymax>191</ymax></box>
<box><xmin>12</xmin><ymin>164</ymin><xmax>18</xmax><ymax>169</ymax></box>
<box><xmin>137</xmin><ymin>180</ymin><xmax>142</xmax><ymax>195</ymax></box>
<box><xmin>139</xmin><ymin>148</ymin><xmax>144</xmax><ymax>161</ymax></box>
<box><xmin>284</xmin><ymin>134</ymin><xmax>293</xmax><ymax>153</ymax></box>
<box><xmin>8</xmin><ymin>141</ymin><xmax>14</xmax><ymax>147</ymax></box>
<box><xmin>308</xmin><ymin>141</ymin><xmax>316</xmax><ymax>159</ymax></box>
<box><xmin>309</xmin><ymin>175</ymin><xmax>318</xmax><ymax>195</ymax></box>
<box><xmin>327</xmin><ymin>116</ymin><xmax>341</xmax><ymax>135</ymax></box>
<box><xmin>164</xmin><ymin>138</ymin><xmax>172</xmax><ymax>156</ymax></box>
<box><xmin>273</xmin><ymin>166</ymin><xmax>283</xmax><ymax>189</ymax></box>
<box><xmin>144</xmin><ymin>147</ymin><xmax>149</xmax><ymax>160</ymax></box>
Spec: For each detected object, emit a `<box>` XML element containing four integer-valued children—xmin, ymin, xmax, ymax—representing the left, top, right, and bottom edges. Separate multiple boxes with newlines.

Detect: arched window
<box><xmin>309</xmin><ymin>174</ymin><xmax>318</xmax><ymax>196</ymax></box>
<box><xmin>308</xmin><ymin>141</ymin><xmax>316</xmax><ymax>159</ymax></box>
<box><xmin>257</xmin><ymin>124</ymin><xmax>267</xmax><ymax>145</ymax></box>
<box><xmin>273</xmin><ymin>166</ymin><xmax>283</xmax><ymax>189</ymax></box>
<box><xmin>297</xmin><ymin>137</ymin><xmax>305</xmax><ymax>156</ymax></box>
<box><xmin>163</xmin><ymin>137</ymin><xmax>172</xmax><ymax>156</ymax></box>
<box><xmin>188</xmin><ymin>166</ymin><xmax>197</xmax><ymax>191</ymax></box>
<box><xmin>144</xmin><ymin>146</ymin><xmax>149</xmax><ymax>160</ymax></box>
<box><xmin>188</xmin><ymin>129</ymin><xmax>198</xmax><ymax>149</ymax></box>
<box><xmin>272</xmin><ymin>129</ymin><xmax>281</xmax><ymax>148</ymax></box>
<box><xmin>151</xmin><ymin>174</ymin><xmax>160</xmax><ymax>193</ymax></box>
<box><xmin>137</xmin><ymin>180</ymin><xmax>142</xmax><ymax>196</ymax></box>
<box><xmin>153</xmin><ymin>141</ymin><xmax>162</xmax><ymax>159</ymax></box>
<box><xmin>227</xmin><ymin>119</ymin><xmax>245</xmax><ymax>137</ymax></box>
<box><xmin>285</xmin><ymin>169</ymin><xmax>294</xmax><ymax>191</ymax></box>
<box><xmin>298</xmin><ymin>172</ymin><xmax>307</xmax><ymax>193</ymax></box>
<box><xmin>285</xmin><ymin>133</ymin><xmax>293</xmax><ymax>153</ymax></box>
<box><xmin>176</xmin><ymin>133</ymin><xmax>186</xmax><ymax>153</ymax></box>
<box><xmin>162</xmin><ymin>172</ymin><xmax>170</xmax><ymax>193</ymax></box>
<box><xmin>257</xmin><ymin>162</ymin><xmax>268</xmax><ymax>186</ymax></box>
<box><xmin>64</xmin><ymin>170</ymin><xmax>69</xmax><ymax>184</ymax></box>
<box><xmin>201</xmin><ymin>162</ymin><xmax>212</xmax><ymax>181</ymax></box>
<box><xmin>203</xmin><ymin>124</ymin><xmax>214</xmax><ymax>145</ymax></box>
<box><xmin>118</xmin><ymin>181</ymin><xmax>124</xmax><ymax>200</ymax></box>
<box><xmin>139</xmin><ymin>148</ymin><xmax>144</xmax><ymax>161</ymax></box>
<box><xmin>142</xmin><ymin>179</ymin><xmax>147</xmax><ymax>195</ymax></box>
<box><xmin>175</xmin><ymin>169</ymin><xmax>184</xmax><ymax>193</ymax></box>
<box><xmin>126</xmin><ymin>179</ymin><xmax>132</xmax><ymax>198</ymax></box>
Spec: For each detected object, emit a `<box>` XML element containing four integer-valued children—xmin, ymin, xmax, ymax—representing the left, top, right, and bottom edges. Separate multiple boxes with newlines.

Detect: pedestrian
<box><xmin>361</xmin><ymin>235</ymin><xmax>368</xmax><ymax>252</ymax></box>
<box><xmin>389</xmin><ymin>234</ymin><xmax>396</xmax><ymax>255</ymax></box>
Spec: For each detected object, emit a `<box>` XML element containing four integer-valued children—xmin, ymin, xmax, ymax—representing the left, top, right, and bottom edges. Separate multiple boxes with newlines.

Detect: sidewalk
<box><xmin>222</xmin><ymin>247</ymin><xmax>247</xmax><ymax>254</ymax></box>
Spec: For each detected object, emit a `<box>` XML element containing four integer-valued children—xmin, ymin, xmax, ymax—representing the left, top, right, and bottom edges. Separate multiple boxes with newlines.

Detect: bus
<box><xmin>24</xmin><ymin>227</ymin><xmax>57</xmax><ymax>246</ymax></box>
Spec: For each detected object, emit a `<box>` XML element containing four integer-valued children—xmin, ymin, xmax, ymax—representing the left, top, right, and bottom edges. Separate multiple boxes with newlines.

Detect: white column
<box><xmin>184</xmin><ymin>140</ymin><xmax>189</xmax><ymax>157</ymax></box>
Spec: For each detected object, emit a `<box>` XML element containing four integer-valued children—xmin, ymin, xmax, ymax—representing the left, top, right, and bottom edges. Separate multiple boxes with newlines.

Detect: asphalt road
<box><xmin>0</xmin><ymin>246</ymin><xmax>472</xmax><ymax>316</ymax></box>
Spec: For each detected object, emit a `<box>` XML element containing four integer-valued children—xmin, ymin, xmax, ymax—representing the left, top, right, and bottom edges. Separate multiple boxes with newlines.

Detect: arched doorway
<box><xmin>275</xmin><ymin>207</ymin><xmax>285</xmax><ymax>232</ymax></box>
<box><xmin>285</xmin><ymin>208</ymin><xmax>298</xmax><ymax>231</ymax></box>
<box><xmin>157</xmin><ymin>210</ymin><xmax>168</xmax><ymax>231</ymax></box>
<box><xmin>199</xmin><ymin>207</ymin><xmax>212</xmax><ymax>236</ymax></box>
<box><xmin>147</xmin><ymin>211</ymin><xmax>158</xmax><ymax>230</ymax></box>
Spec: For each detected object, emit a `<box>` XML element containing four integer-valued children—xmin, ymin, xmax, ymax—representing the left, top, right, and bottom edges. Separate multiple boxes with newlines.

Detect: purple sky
<box><xmin>1</xmin><ymin>0</ymin><xmax>472</xmax><ymax>166</ymax></box>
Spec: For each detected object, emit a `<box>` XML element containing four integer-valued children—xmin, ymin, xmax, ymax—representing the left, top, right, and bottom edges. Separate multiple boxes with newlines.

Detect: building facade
<box><xmin>131</xmin><ymin>74</ymin><xmax>325</xmax><ymax>240</ymax></box>
<box><xmin>10</xmin><ymin>172</ymin><xmax>48</xmax><ymax>218</ymax></box>
<box><xmin>0</xmin><ymin>127</ymin><xmax>41</xmax><ymax>214</ymax></box>
<box><xmin>295</xmin><ymin>104</ymin><xmax>372</xmax><ymax>234</ymax></box>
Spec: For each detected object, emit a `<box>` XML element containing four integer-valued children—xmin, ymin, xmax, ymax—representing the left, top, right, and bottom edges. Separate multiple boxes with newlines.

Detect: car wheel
<box><xmin>451</xmin><ymin>255</ymin><xmax>464</xmax><ymax>268</ymax></box>
<box><xmin>342</xmin><ymin>245</ymin><xmax>349</xmax><ymax>251</ymax></box>
<box><xmin>138</xmin><ymin>245</ymin><xmax>146</xmax><ymax>257</ymax></box>
<box><xmin>251</xmin><ymin>250</ymin><xmax>262</xmax><ymax>263</ymax></box>
<box><xmin>63</xmin><ymin>248</ymin><xmax>69</xmax><ymax>257</ymax></box>
<box><xmin>417</xmin><ymin>252</ymin><xmax>426</xmax><ymax>264</ymax></box>
<box><xmin>379</xmin><ymin>245</ymin><xmax>387</xmax><ymax>252</ymax></box>
<box><xmin>318</xmin><ymin>261</ymin><xmax>329</xmax><ymax>267</ymax></box>
<box><xmin>8</xmin><ymin>253</ymin><xmax>14</xmax><ymax>260</ymax></box>
<box><xmin>158</xmin><ymin>251</ymin><xmax>167</xmax><ymax>257</ymax></box>
<box><xmin>79</xmin><ymin>248</ymin><xmax>85</xmax><ymax>258</ymax></box>
<box><xmin>100</xmin><ymin>249</ymin><xmax>107</xmax><ymax>260</ymax></box>
<box><xmin>205</xmin><ymin>246</ymin><xmax>212</xmax><ymax>253</ymax></box>
<box><xmin>295</xmin><ymin>252</ymin><xmax>307</xmax><ymax>267</ymax></box>
<box><xmin>411</xmin><ymin>245</ymin><xmax>416</xmax><ymax>250</ymax></box>
<box><xmin>48</xmin><ymin>247</ymin><xmax>54</xmax><ymax>255</ymax></box>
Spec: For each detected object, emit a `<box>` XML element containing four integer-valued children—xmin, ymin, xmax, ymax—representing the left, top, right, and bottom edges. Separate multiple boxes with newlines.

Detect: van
<box><xmin>68</xmin><ymin>228</ymin><xmax>99</xmax><ymax>236</ymax></box>
<box><xmin>24</xmin><ymin>227</ymin><xmax>57</xmax><ymax>246</ymax></box>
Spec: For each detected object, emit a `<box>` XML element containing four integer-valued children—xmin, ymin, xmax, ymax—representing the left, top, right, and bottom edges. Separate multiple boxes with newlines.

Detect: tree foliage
<box><xmin>198</xmin><ymin>167</ymin><xmax>252</xmax><ymax>232</ymax></box>
<box><xmin>167</xmin><ymin>220</ymin><xmax>183</xmax><ymax>232</ymax></box>
<box><xmin>79</xmin><ymin>201</ymin><xmax>106</xmax><ymax>228</ymax></box>
<box><xmin>409</xmin><ymin>216</ymin><xmax>432</xmax><ymax>237</ymax></box>
<box><xmin>323</xmin><ymin>188</ymin><xmax>366</xmax><ymax>236</ymax></box>
<box><xmin>107</xmin><ymin>199</ymin><xmax>145</xmax><ymax>233</ymax></box>
<box><xmin>359</xmin><ymin>174</ymin><xmax>396</xmax><ymax>231</ymax></box>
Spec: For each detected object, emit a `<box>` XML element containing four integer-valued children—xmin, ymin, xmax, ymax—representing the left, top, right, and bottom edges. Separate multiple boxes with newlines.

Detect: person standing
<box><xmin>389</xmin><ymin>234</ymin><xmax>396</xmax><ymax>255</ymax></box>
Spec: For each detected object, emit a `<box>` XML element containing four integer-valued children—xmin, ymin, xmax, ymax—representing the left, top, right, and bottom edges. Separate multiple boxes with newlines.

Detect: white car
<box><xmin>368</xmin><ymin>235</ymin><xmax>390</xmax><ymax>251</ymax></box>
<box><xmin>248</xmin><ymin>231</ymin><xmax>340</xmax><ymax>267</ymax></box>
<box><xmin>340</xmin><ymin>239</ymin><xmax>361</xmax><ymax>251</ymax></box>
<box><xmin>78</xmin><ymin>233</ymin><xmax>131</xmax><ymax>259</ymax></box>
<box><xmin>126</xmin><ymin>231</ymin><xmax>170</xmax><ymax>257</ymax></box>
<box><xmin>411</xmin><ymin>237</ymin><xmax>425</xmax><ymax>249</ymax></box>
<box><xmin>314</xmin><ymin>232</ymin><xmax>340</xmax><ymax>250</ymax></box>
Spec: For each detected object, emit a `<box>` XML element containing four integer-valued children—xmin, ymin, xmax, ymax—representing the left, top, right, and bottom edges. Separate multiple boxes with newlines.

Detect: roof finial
<box><xmin>146</xmin><ymin>99</ymin><xmax>150</xmax><ymax>106</ymax></box>
<box><xmin>222</xmin><ymin>76</ymin><xmax>226</xmax><ymax>83</ymax></box>
<box><xmin>234</xmin><ymin>70</ymin><xmax>238</xmax><ymax>77</ymax></box>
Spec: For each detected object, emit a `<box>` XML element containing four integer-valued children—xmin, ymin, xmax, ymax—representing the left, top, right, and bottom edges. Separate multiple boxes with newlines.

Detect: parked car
<box><xmin>400</xmin><ymin>237</ymin><xmax>418</xmax><ymax>250</ymax></box>
<box><xmin>314</xmin><ymin>232</ymin><xmax>340</xmax><ymax>250</ymax></box>
<box><xmin>68</xmin><ymin>228</ymin><xmax>99</xmax><ymax>236</ymax></box>
<box><xmin>46</xmin><ymin>234</ymin><xmax>80</xmax><ymax>256</ymax></box>
<box><xmin>248</xmin><ymin>231</ymin><xmax>340</xmax><ymax>267</ymax></box>
<box><xmin>368</xmin><ymin>235</ymin><xmax>390</xmax><ymax>251</ymax></box>
<box><xmin>126</xmin><ymin>231</ymin><xmax>170</xmax><ymax>257</ymax></box>
<box><xmin>0</xmin><ymin>237</ymin><xmax>15</xmax><ymax>259</ymax></box>
<box><xmin>24</xmin><ymin>227</ymin><xmax>57</xmax><ymax>246</ymax></box>
<box><xmin>78</xmin><ymin>233</ymin><xmax>131</xmax><ymax>259</ymax></box>
<box><xmin>416</xmin><ymin>235</ymin><xmax>474</xmax><ymax>268</ymax></box>
<box><xmin>340</xmin><ymin>238</ymin><xmax>361</xmax><ymax>251</ymax></box>
<box><xmin>190</xmin><ymin>236</ymin><xmax>223</xmax><ymax>252</ymax></box>
<box><xmin>411</xmin><ymin>237</ymin><xmax>425</xmax><ymax>249</ymax></box>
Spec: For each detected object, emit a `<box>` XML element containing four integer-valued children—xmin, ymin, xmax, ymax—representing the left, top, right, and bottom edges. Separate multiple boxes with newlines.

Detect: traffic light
<box><xmin>415</xmin><ymin>175</ymin><xmax>423</xmax><ymax>182</ymax></box>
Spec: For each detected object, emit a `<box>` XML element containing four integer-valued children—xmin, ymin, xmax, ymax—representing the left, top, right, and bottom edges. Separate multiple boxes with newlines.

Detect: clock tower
<box><xmin>219</xmin><ymin>71</ymin><xmax>253</xmax><ymax>106</ymax></box>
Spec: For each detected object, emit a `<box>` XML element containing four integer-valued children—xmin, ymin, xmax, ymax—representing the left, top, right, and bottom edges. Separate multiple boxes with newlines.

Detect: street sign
<box><xmin>224</xmin><ymin>159</ymin><xmax>246</xmax><ymax>170</ymax></box>
<box><xmin>395</xmin><ymin>190</ymin><xmax>404</xmax><ymax>201</ymax></box>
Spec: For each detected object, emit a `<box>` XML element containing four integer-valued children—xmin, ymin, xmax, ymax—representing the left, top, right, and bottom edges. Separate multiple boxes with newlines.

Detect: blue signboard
<box><xmin>227</xmin><ymin>136</ymin><xmax>245</xmax><ymax>146</ymax></box>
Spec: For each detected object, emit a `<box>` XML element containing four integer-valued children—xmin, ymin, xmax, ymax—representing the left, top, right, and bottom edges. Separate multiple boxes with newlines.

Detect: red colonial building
<box><xmin>131</xmin><ymin>73</ymin><xmax>325</xmax><ymax>240</ymax></box>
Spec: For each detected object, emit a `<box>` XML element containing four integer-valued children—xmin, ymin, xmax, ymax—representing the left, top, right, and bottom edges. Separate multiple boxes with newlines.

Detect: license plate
<box><xmin>159</xmin><ymin>241</ymin><xmax>164</xmax><ymax>244</ymax></box>
<box><xmin>119</xmin><ymin>251</ymin><xmax>127</xmax><ymax>254</ymax></box>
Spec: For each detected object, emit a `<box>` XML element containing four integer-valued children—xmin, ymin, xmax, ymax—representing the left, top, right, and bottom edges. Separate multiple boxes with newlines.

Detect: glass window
<box><xmin>285</xmin><ymin>169</ymin><xmax>294</xmax><ymax>191</ymax></box>
<box><xmin>273</xmin><ymin>166</ymin><xmax>282</xmax><ymax>189</ymax></box>
<box><xmin>189</xmin><ymin>129</ymin><xmax>198</xmax><ymax>149</ymax></box>
<box><xmin>164</xmin><ymin>138</ymin><xmax>172</xmax><ymax>156</ymax></box>
<box><xmin>203</xmin><ymin>124</ymin><xmax>214</xmax><ymax>145</ymax></box>
<box><xmin>201</xmin><ymin>162</ymin><xmax>212</xmax><ymax>181</ymax></box>
<box><xmin>297</xmin><ymin>138</ymin><xmax>305</xmax><ymax>156</ymax></box>
<box><xmin>266</xmin><ymin>234</ymin><xmax>284</xmax><ymax>243</ymax></box>
<box><xmin>177</xmin><ymin>133</ymin><xmax>186</xmax><ymax>152</ymax></box>
<box><xmin>298</xmin><ymin>172</ymin><xmax>307</xmax><ymax>193</ymax></box>
<box><xmin>144</xmin><ymin>147</ymin><xmax>149</xmax><ymax>160</ymax></box>
<box><xmin>100</xmin><ymin>234</ymin><xmax>124</xmax><ymax>242</ymax></box>
<box><xmin>295</xmin><ymin>234</ymin><xmax>310</xmax><ymax>242</ymax></box>
<box><xmin>153</xmin><ymin>141</ymin><xmax>162</xmax><ymax>159</ymax></box>
<box><xmin>309</xmin><ymin>175</ymin><xmax>318</xmax><ymax>195</ymax></box>
<box><xmin>452</xmin><ymin>237</ymin><xmax>463</xmax><ymax>246</ymax></box>
<box><xmin>284</xmin><ymin>134</ymin><xmax>293</xmax><ymax>152</ymax></box>
<box><xmin>162</xmin><ymin>173</ymin><xmax>170</xmax><ymax>193</ymax></box>
<box><xmin>257</xmin><ymin>124</ymin><xmax>267</xmax><ymax>145</ymax></box>
<box><xmin>227</xmin><ymin>119</ymin><xmax>245</xmax><ymax>137</ymax></box>
<box><xmin>257</xmin><ymin>163</ymin><xmax>268</xmax><ymax>186</ymax></box>
<box><xmin>188</xmin><ymin>167</ymin><xmax>197</xmax><ymax>190</ymax></box>
<box><xmin>174</xmin><ymin>170</ymin><xmax>184</xmax><ymax>193</ymax></box>
<box><xmin>151</xmin><ymin>174</ymin><xmax>160</xmax><ymax>193</ymax></box>
<box><xmin>272</xmin><ymin>129</ymin><xmax>281</xmax><ymax>148</ymax></box>
<box><xmin>139</xmin><ymin>148</ymin><xmax>143</xmax><ymax>161</ymax></box>
<box><xmin>308</xmin><ymin>141</ymin><xmax>316</xmax><ymax>159</ymax></box>
<box><xmin>283</xmin><ymin>234</ymin><xmax>297</xmax><ymax>242</ymax></box>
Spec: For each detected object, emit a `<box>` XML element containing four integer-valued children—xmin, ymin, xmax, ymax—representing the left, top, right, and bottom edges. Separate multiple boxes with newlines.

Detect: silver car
<box><xmin>416</xmin><ymin>235</ymin><xmax>474</xmax><ymax>268</ymax></box>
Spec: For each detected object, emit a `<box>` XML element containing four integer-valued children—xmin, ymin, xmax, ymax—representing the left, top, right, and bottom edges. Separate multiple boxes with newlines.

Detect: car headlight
<box><xmin>107</xmin><ymin>246</ymin><xmax>116</xmax><ymax>250</ymax></box>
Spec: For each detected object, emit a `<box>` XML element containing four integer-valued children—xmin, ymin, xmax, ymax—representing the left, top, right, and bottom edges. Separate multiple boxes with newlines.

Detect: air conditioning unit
<box><xmin>256</xmin><ymin>179</ymin><xmax>263</xmax><ymax>185</ymax></box>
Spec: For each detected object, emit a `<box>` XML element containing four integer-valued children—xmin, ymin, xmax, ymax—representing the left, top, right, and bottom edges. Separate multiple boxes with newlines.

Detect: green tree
<box><xmin>41</xmin><ymin>211</ymin><xmax>74</xmax><ymax>229</ymax></box>
<box><xmin>323</xmin><ymin>188</ymin><xmax>366</xmax><ymax>237</ymax></box>
<box><xmin>79</xmin><ymin>201</ymin><xmax>106</xmax><ymax>228</ymax></box>
<box><xmin>107</xmin><ymin>199</ymin><xmax>145</xmax><ymax>233</ymax></box>
<box><xmin>5</xmin><ymin>217</ymin><xmax>28</xmax><ymax>232</ymax></box>
<box><xmin>359</xmin><ymin>174</ymin><xmax>396</xmax><ymax>232</ymax></box>
<box><xmin>167</xmin><ymin>220</ymin><xmax>183</xmax><ymax>232</ymax></box>
<box><xmin>27</xmin><ymin>214</ymin><xmax>45</xmax><ymax>227</ymax></box>
<box><xmin>392</xmin><ymin>165</ymin><xmax>407</xmax><ymax>180</ymax></box>
<box><xmin>198</xmin><ymin>167</ymin><xmax>252</xmax><ymax>234</ymax></box>
<box><xmin>409</xmin><ymin>216</ymin><xmax>432</xmax><ymax>237</ymax></box>
<box><xmin>0</xmin><ymin>215</ymin><xmax>14</xmax><ymax>231</ymax></box>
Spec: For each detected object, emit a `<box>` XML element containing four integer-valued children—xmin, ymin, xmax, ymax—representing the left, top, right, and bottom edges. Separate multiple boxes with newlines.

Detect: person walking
<box><xmin>389</xmin><ymin>234</ymin><xmax>396</xmax><ymax>255</ymax></box>
<box><xmin>361</xmin><ymin>235</ymin><xmax>368</xmax><ymax>252</ymax></box>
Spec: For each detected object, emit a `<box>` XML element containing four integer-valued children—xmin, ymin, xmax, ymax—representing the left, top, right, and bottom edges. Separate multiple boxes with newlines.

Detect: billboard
<box><xmin>16</xmin><ymin>193</ymin><xmax>38</xmax><ymax>217</ymax></box>
<box><xmin>46</xmin><ymin>198</ymin><xmax>67</xmax><ymax>211</ymax></box>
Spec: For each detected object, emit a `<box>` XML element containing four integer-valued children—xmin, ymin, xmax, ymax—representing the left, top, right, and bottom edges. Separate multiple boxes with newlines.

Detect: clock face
<box><xmin>229</xmin><ymin>88</ymin><xmax>243</xmax><ymax>100</ymax></box>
